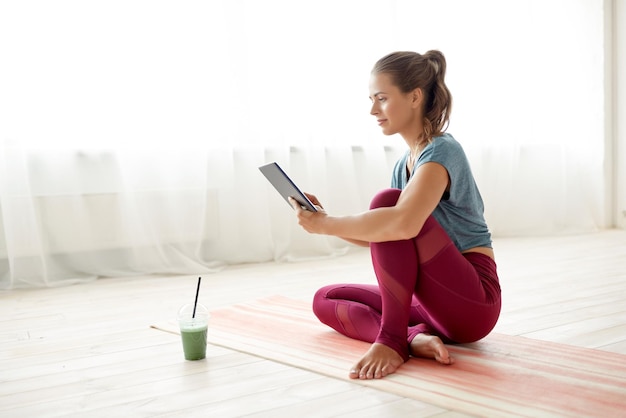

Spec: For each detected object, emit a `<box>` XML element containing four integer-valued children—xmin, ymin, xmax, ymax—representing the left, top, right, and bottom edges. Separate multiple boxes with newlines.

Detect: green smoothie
<box><xmin>180</xmin><ymin>322</ymin><xmax>208</xmax><ymax>360</ymax></box>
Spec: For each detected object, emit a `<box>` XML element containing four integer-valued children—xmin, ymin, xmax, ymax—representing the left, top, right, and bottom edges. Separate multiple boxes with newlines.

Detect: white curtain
<box><xmin>0</xmin><ymin>0</ymin><xmax>607</xmax><ymax>288</ymax></box>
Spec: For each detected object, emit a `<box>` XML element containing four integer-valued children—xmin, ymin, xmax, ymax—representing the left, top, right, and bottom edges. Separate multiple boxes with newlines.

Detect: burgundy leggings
<box><xmin>312</xmin><ymin>188</ymin><xmax>501</xmax><ymax>361</ymax></box>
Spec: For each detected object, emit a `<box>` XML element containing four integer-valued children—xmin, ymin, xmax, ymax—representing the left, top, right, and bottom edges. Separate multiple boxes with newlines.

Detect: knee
<box><xmin>312</xmin><ymin>286</ymin><xmax>332</xmax><ymax>322</ymax></box>
<box><xmin>369</xmin><ymin>188</ymin><xmax>401</xmax><ymax>210</ymax></box>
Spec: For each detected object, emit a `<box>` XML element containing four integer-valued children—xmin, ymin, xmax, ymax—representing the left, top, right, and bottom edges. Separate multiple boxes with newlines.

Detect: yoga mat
<box><xmin>152</xmin><ymin>296</ymin><xmax>626</xmax><ymax>417</ymax></box>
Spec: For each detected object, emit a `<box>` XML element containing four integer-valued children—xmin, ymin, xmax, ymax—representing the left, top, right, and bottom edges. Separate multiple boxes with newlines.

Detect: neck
<box><xmin>407</xmin><ymin>134</ymin><xmax>428</xmax><ymax>157</ymax></box>
<box><xmin>406</xmin><ymin>134</ymin><xmax>428</xmax><ymax>176</ymax></box>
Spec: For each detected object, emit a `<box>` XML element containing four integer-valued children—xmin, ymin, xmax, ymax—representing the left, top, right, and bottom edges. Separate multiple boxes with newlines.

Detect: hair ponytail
<box><xmin>422</xmin><ymin>50</ymin><xmax>452</xmax><ymax>140</ymax></box>
<box><xmin>372</xmin><ymin>50</ymin><xmax>452</xmax><ymax>141</ymax></box>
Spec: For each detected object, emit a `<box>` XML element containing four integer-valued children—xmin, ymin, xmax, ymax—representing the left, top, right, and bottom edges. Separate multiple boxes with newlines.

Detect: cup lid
<box><xmin>177</xmin><ymin>303</ymin><xmax>209</xmax><ymax>320</ymax></box>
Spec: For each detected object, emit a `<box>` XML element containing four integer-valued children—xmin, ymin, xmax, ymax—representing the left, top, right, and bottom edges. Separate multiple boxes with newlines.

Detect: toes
<box><xmin>350</xmin><ymin>361</ymin><xmax>370</xmax><ymax>379</ymax></box>
<box><xmin>379</xmin><ymin>366</ymin><xmax>391</xmax><ymax>378</ymax></box>
<box><xmin>435</xmin><ymin>344</ymin><xmax>453</xmax><ymax>365</ymax></box>
<box><xmin>435</xmin><ymin>348</ymin><xmax>454</xmax><ymax>365</ymax></box>
<box><xmin>362</xmin><ymin>365</ymin><xmax>388</xmax><ymax>380</ymax></box>
<box><xmin>353</xmin><ymin>364</ymin><xmax>373</xmax><ymax>380</ymax></box>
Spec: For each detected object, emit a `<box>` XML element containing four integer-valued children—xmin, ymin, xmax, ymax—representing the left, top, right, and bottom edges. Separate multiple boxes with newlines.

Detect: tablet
<box><xmin>259</xmin><ymin>162</ymin><xmax>318</xmax><ymax>212</ymax></box>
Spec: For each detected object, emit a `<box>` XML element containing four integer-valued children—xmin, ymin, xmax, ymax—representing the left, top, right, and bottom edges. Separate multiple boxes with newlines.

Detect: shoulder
<box><xmin>419</xmin><ymin>133</ymin><xmax>465</xmax><ymax>165</ymax></box>
<box><xmin>431</xmin><ymin>133</ymin><xmax>462</xmax><ymax>153</ymax></box>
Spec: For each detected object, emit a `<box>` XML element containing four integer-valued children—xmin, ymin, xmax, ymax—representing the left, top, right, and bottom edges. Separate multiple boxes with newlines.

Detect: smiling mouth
<box><xmin>377</xmin><ymin>119</ymin><xmax>386</xmax><ymax>125</ymax></box>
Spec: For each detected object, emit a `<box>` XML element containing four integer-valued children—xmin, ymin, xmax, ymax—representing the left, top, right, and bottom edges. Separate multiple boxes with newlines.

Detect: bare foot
<box><xmin>349</xmin><ymin>343</ymin><xmax>405</xmax><ymax>380</ymax></box>
<box><xmin>409</xmin><ymin>333</ymin><xmax>454</xmax><ymax>365</ymax></box>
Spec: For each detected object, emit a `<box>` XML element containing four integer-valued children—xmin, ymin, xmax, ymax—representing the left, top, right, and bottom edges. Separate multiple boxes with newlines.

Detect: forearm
<box><xmin>340</xmin><ymin>237</ymin><xmax>370</xmax><ymax>247</ymax></box>
<box><xmin>292</xmin><ymin>191</ymin><xmax>429</xmax><ymax>243</ymax></box>
<box><xmin>323</xmin><ymin>206</ymin><xmax>415</xmax><ymax>243</ymax></box>
<box><xmin>293</xmin><ymin>163</ymin><xmax>446</xmax><ymax>243</ymax></box>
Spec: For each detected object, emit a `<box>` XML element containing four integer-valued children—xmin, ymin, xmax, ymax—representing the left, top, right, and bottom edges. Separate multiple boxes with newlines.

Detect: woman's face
<box><xmin>369</xmin><ymin>72</ymin><xmax>421</xmax><ymax>139</ymax></box>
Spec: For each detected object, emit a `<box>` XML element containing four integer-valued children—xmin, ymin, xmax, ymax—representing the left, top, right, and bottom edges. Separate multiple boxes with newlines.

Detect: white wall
<box><xmin>615</xmin><ymin>0</ymin><xmax>626</xmax><ymax>228</ymax></box>
<box><xmin>0</xmin><ymin>1</ymin><xmax>621</xmax><ymax>289</ymax></box>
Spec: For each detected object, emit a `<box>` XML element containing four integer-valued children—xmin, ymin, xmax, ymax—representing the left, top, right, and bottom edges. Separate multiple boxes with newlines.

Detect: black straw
<box><xmin>192</xmin><ymin>276</ymin><xmax>201</xmax><ymax>318</ymax></box>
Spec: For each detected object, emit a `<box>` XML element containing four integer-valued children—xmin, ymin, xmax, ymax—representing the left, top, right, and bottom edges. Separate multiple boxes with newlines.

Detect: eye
<box><xmin>377</xmin><ymin>96</ymin><xmax>386</xmax><ymax>102</ymax></box>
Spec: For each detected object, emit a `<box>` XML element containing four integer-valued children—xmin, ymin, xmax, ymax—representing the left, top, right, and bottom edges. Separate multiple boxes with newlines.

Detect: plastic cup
<box><xmin>177</xmin><ymin>303</ymin><xmax>209</xmax><ymax>360</ymax></box>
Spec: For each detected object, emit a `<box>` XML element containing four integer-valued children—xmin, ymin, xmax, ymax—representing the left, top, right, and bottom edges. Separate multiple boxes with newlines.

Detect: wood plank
<box><xmin>155</xmin><ymin>295</ymin><xmax>626</xmax><ymax>417</ymax></box>
<box><xmin>1</xmin><ymin>356</ymin><xmax>304</xmax><ymax>416</ymax></box>
<box><xmin>1</xmin><ymin>230</ymin><xmax>625</xmax><ymax>416</ymax></box>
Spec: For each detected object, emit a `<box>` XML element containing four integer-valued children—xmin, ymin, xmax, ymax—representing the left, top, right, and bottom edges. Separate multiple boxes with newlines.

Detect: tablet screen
<box><xmin>259</xmin><ymin>162</ymin><xmax>318</xmax><ymax>212</ymax></box>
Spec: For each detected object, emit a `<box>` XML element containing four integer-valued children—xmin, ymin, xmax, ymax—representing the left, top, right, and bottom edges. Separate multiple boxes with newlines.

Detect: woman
<box><xmin>289</xmin><ymin>50</ymin><xmax>501</xmax><ymax>380</ymax></box>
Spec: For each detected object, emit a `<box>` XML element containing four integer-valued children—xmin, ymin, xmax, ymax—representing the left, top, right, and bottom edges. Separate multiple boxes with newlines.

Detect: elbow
<box><xmin>389</xmin><ymin>216</ymin><xmax>425</xmax><ymax>241</ymax></box>
<box><xmin>395</xmin><ymin>228</ymin><xmax>417</xmax><ymax>241</ymax></box>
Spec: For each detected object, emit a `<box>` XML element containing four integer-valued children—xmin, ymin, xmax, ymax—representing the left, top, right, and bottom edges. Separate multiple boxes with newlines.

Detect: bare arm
<box><xmin>297</xmin><ymin>193</ymin><xmax>369</xmax><ymax>247</ymax></box>
<box><xmin>291</xmin><ymin>162</ymin><xmax>449</xmax><ymax>243</ymax></box>
<box><xmin>340</xmin><ymin>237</ymin><xmax>370</xmax><ymax>247</ymax></box>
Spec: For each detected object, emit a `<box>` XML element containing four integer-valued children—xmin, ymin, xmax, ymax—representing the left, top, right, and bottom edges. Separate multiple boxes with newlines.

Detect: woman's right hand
<box><xmin>304</xmin><ymin>192</ymin><xmax>324</xmax><ymax>211</ymax></box>
<box><xmin>289</xmin><ymin>195</ymin><xmax>328</xmax><ymax>235</ymax></box>
<box><xmin>302</xmin><ymin>193</ymin><xmax>369</xmax><ymax>247</ymax></box>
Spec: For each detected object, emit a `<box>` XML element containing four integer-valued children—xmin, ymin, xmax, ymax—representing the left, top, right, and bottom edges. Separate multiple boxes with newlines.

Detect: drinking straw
<box><xmin>192</xmin><ymin>276</ymin><xmax>201</xmax><ymax>318</ymax></box>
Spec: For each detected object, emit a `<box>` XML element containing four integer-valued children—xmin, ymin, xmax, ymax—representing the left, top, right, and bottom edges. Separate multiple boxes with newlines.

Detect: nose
<box><xmin>370</xmin><ymin>102</ymin><xmax>378</xmax><ymax>116</ymax></box>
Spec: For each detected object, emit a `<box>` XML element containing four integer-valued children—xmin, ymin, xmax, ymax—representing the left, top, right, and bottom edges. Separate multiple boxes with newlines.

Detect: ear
<box><xmin>411</xmin><ymin>88</ymin><xmax>423</xmax><ymax>108</ymax></box>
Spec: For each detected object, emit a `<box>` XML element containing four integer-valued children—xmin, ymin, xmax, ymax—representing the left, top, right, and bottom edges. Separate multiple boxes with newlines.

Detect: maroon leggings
<box><xmin>312</xmin><ymin>188</ymin><xmax>501</xmax><ymax>361</ymax></box>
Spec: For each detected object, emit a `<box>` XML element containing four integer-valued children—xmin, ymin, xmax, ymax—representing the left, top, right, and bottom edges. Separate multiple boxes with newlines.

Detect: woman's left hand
<box><xmin>289</xmin><ymin>195</ymin><xmax>328</xmax><ymax>234</ymax></box>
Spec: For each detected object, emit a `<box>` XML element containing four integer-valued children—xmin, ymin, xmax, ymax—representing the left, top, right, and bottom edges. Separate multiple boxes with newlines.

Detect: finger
<box><xmin>304</xmin><ymin>192</ymin><xmax>322</xmax><ymax>207</ymax></box>
<box><xmin>288</xmin><ymin>197</ymin><xmax>301</xmax><ymax>212</ymax></box>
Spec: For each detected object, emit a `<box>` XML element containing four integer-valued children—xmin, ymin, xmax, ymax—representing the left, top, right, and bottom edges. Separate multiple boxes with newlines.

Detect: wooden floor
<box><xmin>1</xmin><ymin>230</ymin><xmax>625</xmax><ymax>417</ymax></box>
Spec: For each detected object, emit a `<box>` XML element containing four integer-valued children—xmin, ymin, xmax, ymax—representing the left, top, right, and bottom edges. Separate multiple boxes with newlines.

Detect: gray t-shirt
<box><xmin>390</xmin><ymin>133</ymin><xmax>492</xmax><ymax>251</ymax></box>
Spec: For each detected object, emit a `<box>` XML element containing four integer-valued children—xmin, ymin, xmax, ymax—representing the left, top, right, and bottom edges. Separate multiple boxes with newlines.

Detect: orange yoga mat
<box><xmin>152</xmin><ymin>296</ymin><xmax>626</xmax><ymax>417</ymax></box>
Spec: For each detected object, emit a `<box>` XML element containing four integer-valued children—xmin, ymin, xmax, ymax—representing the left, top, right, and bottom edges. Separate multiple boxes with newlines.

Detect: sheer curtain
<box><xmin>0</xmin><ymin>0</ymin><xmax>607</xmax><ymax>288</ymax></box>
